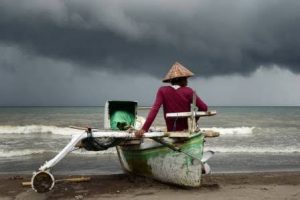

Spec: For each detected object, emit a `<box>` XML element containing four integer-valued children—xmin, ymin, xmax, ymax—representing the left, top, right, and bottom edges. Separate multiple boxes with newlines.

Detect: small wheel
<box><xmin>31</xmin><ymin>171</ymin><xmax>55</xmax><ymax>193</ymax></box>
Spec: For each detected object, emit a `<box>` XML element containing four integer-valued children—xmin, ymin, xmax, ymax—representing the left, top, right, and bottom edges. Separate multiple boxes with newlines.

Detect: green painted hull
<box><xmin>116</xmin><ymin>133</ymin><xmax>205</xmax><ymax>187</ymax></box>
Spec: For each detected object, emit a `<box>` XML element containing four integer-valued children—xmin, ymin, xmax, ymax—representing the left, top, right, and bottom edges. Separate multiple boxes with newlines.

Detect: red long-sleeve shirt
<box><xmin>142</xmin><ymin>86</ymin><xmax>208</xmax><ymax>132</ymax></box>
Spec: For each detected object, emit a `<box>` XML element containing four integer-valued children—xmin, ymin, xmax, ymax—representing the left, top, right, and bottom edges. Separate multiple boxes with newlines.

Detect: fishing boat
<box><xmin>31</xmin><ymin>100</ymin><xmax>218</xmax><ymax>193</ymax></box>
<box><xmin>116</xmin><ymin>134</ymin><xmax>207</xmax><ymax>187</ymax></box>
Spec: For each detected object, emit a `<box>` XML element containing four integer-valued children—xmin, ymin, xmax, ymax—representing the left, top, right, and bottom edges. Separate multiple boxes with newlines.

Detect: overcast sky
<box><xmin>0</xmin><ymin>0</ymin><xmax>300</xmax><ymax>106</ymax></box>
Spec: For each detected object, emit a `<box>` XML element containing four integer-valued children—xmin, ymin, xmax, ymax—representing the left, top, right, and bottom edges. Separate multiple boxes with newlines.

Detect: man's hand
<box><xmin>135</xmin><ymin>129</ymin><xmax>146</xmax><ymax>138</ymax></box>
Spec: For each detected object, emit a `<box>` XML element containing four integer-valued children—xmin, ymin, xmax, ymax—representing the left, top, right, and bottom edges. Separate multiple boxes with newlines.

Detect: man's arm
<box><xmin>135</xmin><ymin>88</ymin><xmax>163</xmax><ymax>137</ymax></box>
<box><xmin>196</xmin><ymin>94</ymin><xmax>208</xmax><ymax>111</ymax></box>
<box><xmin>142</xmin><ymin>88</ymin><xmax>164</xmax><ymax>131</ymax></box>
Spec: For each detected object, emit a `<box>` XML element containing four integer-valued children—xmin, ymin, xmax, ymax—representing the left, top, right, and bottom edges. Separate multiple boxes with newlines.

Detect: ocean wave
<box><xmin>0</xmin><ymin>125</ymin><xmax>255</xmax><ymax>137</ymax></box>
<box><xmin>202</xmin><ymin>127</ymin><xmax>255</xmax><ymax>136</ymax></box>
<box><xmin>0</xmin><ymin>149</ymin><xmax>47</xmax><ymax>157</ymax></box>
<box><xmin>1</xmin><ymin>145</ymin><xmax>299</xmax><ymax>158</ymax></box>
<box><xmin>0</xmin><ymin>125</ymin><xmax>83</xmax><ymax>136</ymax></box>
<box><xmin>207</xmin><ymin>146</ymin><xmax>300</xmax><ymax>153</ymax></box>
<box><xmin>0</xmin><ymin>148</ymin><xmax>117</xmax><ymax>158</ymax></box>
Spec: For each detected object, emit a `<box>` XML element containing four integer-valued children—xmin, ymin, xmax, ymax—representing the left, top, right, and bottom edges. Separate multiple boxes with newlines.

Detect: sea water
<box><xmin>0</xmin><ymin>106</ymin><xmax>299</xmax><ymax>174</ymax></box>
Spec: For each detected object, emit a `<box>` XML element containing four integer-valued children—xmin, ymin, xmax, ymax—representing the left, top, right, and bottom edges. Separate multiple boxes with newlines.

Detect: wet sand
<box><xmin>0</xmin><ymin>172</ymin><xmax>299</xmax><ymax>200</ymax></box>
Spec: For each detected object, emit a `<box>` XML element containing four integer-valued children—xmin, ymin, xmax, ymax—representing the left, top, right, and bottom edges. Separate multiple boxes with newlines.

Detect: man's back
<box><xmin>142</xmin><ymin>86</ymin><xmax>207</xmax><ymax>132</ymax></box>
<box><xmin>159</xmin><ymin>86</ymin><xmax>207</xmax><ymax>131</ymax></box>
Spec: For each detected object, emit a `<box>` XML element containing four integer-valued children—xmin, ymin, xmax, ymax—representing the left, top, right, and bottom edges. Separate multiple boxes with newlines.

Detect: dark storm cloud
<box><xmin>1</xmin><ymin>0</ymin><xmax>300</xmax><ymax>77</ymax></box>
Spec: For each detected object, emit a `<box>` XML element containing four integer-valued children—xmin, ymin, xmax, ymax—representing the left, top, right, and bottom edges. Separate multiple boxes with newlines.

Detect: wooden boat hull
<box><xmin>116</xmin><ymin>133</ymin><xmax>205</xmax><ymax>187</ymax></box>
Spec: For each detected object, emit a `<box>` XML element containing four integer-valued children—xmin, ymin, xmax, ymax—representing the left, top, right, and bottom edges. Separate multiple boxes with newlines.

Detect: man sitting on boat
<box><xmin>135</xmin><ymin>62</ymin><xmax>207</xmax><ymax>137</ymax></box>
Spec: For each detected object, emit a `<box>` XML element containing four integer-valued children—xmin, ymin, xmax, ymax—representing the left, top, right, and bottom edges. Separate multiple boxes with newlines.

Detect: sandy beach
<box><xmin>0</xmin><ymin>172</ymin><xmax>299</xmax><ymax>200</ymax></box>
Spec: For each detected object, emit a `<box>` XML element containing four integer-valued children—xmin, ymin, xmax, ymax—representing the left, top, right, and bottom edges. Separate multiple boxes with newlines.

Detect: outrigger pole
<box><xmin>31</xmin><ymin>130</ymin><xmax>165</xmax><ymax>193</ymax></box>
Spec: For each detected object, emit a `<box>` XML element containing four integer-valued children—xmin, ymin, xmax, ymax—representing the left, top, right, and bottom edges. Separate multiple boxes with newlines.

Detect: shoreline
<box><xmin>1</xmin><ymin>171</ymin><xmax>299</xmax><ymax>200</ymax></box>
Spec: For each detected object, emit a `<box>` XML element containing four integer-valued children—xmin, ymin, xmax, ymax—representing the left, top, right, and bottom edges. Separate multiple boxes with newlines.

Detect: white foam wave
<box><xmin>0</xmin><ymin>125</ymin><xmax>255</xmax><ymax>137</ymax></box>
<box><xmin>202</xmin><ymin>127</ymin><xmax>255</xmax><ymax>136</ymax></box>
<box><xmin>208</xmin><ymin>146</ymin><xmax>300</xmax><ymax>153</ymax></box>
<box><xmin>0</xmin><ymin>125</ymin><xmax>83</xmax><ymax>136</ymax></box>
<box><xmin>0</xmin><ymin>149</ymin><xmax>47</xmax><ymax>158</ymax></box>
<box><xmin>1</xmin><ymin>145</ymin><xmax>299</xmax><ymax>158</ymax></box>
<box><xmin>0</xmin><ymin>148</ymin><xmax>117</xmax><ymax>158</ymax></box>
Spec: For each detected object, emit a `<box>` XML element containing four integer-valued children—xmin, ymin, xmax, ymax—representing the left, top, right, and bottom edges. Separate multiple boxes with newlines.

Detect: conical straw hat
<box><xmin>162</xmin><ymin>62</ymin><xmax>194</xmax><ymax>82</ymax></box>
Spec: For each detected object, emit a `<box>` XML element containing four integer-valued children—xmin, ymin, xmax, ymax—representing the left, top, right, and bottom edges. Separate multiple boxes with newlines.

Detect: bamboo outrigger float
<box><xmin>31</xmin><ymin>100</ymin><xmax>218</xmax><ymax>193</ymax></box>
